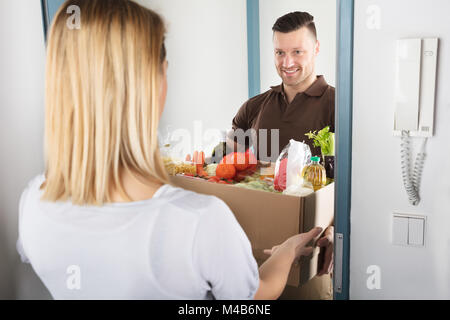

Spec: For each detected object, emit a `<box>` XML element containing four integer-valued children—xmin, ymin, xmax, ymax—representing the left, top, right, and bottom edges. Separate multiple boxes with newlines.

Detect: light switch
<box><xmin>392</xmin><ymin>216</ymin><xmax>409</xmax><ymax>245</ymax></box>
<box><xmin>408</xmin><ymin>217</ymin><xmax>425</xmax><ymax>246</ymax></box>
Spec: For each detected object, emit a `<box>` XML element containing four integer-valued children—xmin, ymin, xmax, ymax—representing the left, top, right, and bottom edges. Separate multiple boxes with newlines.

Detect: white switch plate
<box><xmin>392</xmin><ymin>213</ymin><xmax>426</xmax><ymax>247</ymax></box>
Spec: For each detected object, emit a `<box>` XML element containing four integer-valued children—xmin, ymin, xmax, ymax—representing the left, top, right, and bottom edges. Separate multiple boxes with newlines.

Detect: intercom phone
<box><xmin>394</xmin><ymin>38</ymin><xmax>438</xmax><ymax>205</ymax></box>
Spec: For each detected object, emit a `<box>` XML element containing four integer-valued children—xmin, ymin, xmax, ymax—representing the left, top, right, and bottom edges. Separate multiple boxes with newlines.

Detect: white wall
<box><xmin>138</xmin><ymin>0</ymin><xmax>248</xmax><ymax>157</ymax></box>
<box><xmin>351</xmin><ymin>0</ymin><xmax>450</xmax><ymax>299</ymax></box>
<box><xmin>259</xmin><ymin>0</ymin><xmax>336</xmax><ymax>92</ymax></box>
<box><xmin>0</xmin><ymin>0</ymin><xmax>51</xmax><ymax>299</ymax></box>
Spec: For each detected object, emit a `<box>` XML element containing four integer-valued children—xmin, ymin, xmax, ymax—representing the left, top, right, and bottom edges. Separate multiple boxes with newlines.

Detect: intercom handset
<box><xmin>394</xmin><ymin>38</ymin><xmax>438</xmax><ymax>205</ymax></box>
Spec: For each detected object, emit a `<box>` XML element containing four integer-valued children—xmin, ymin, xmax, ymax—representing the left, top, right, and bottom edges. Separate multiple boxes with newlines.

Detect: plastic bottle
<box><xmin>302</xmin><ymin>156</ymin><xmax>327</xmax><ymax>191</ymax></box>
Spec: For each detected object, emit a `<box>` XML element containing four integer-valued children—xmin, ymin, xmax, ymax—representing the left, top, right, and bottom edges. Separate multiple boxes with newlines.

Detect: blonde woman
<box><xmin>17</xmin><ymin>0</ymin><xmax>322</xmax><ymax>300</ymax></box>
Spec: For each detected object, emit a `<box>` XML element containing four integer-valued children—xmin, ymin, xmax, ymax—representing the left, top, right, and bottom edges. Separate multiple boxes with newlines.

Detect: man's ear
<box><xmin>315</xmin><ymin>40</ymin><xmax>320</xmax><ymax>56</ymax></box>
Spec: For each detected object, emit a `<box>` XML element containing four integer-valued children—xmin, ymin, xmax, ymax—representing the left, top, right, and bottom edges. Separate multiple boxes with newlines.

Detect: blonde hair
<box><xmin>42</xmin><ymin>0</ymin><xmax>169</xmax><ymax>206</ymax></box>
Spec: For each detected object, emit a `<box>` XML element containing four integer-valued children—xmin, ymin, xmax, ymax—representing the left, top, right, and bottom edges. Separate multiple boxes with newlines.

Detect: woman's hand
<box><xmin>263</xmin><ymin>227</ymin><xmax>323</xmax><ymax>262</ymax></box>
<box><xmin>255</xmin><ymin>227</ymin><xmax>323</xmax><ymax>300</ymax></box>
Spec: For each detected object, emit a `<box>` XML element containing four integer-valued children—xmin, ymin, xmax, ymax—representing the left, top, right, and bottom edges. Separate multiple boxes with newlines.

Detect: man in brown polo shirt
<box><xmin>231</xmin><ymin>11</ymin><xmax>335</xmax><ymax>300</ymax></box>
<box><xmin>232</xmin><ymin>12</ymin><xmax>334</xmax><ymax>160</ymax></box>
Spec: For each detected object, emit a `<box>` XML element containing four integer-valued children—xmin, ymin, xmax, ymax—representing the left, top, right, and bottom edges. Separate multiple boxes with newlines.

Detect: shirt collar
<box><xmin>270</xmin><ymin>75</ymin><xmax>328</xmax><ymax>97</ymax></box>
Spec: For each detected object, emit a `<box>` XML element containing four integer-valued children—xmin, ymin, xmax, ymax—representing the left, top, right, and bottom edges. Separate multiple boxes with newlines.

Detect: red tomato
<box><xmin>234</xmin><ymin>152</ymin><xmax>248</xmax><ymax>171</ymax></box>
<box><xmin>216</xmin><ymin>163</ymin><xmax>236</xmax><ymax>179</ymax></box>
<box><xmin>221</xmin><ymin>152</ymin><xmax>253</xmax><ymax>171</ymax></box>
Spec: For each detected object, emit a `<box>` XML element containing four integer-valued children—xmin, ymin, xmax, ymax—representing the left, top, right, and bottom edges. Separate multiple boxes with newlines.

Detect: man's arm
<box><xmin>232</xmin><ymin>100</ymin><xmax>250</xmax><ymax>132</ymax></box>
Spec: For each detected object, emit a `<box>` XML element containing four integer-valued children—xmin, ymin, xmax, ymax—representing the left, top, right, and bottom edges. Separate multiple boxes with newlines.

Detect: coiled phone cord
<box><xmin>400</xmin><ymin>130</ymin><xmax>427</xmax><ymax>206</ymax></box>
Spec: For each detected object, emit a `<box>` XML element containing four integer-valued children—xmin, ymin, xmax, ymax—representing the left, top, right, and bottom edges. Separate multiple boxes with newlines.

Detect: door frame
<box><xmin>333</xmin><ymin>0</ymin><xmax>354</xmax><ymax>300</ymax></box>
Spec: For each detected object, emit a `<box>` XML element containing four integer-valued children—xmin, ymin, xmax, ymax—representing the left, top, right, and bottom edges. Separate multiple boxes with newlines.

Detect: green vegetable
<box><xmin>205</xmin><ymin>163</ymin><xmax>218</xmax><ymax>177</ymax></box>
<box><xmin>305</xmin><ymin>126</ymin><xmax>335</xmax><ymax>156</ymax></box>
<box><xmin>234</xmin><ymin>177</ymin><xmax>281</xmax><ymax>193</ymax></box>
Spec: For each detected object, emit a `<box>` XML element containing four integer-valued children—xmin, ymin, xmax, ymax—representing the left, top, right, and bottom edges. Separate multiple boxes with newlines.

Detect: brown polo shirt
<box><xmin>232</xmin><ymin>75</ymin><xmax>335</xmax><ymax>160</ymax></box>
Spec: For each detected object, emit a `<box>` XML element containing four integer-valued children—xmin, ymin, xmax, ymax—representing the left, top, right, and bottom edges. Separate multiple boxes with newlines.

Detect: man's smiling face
<box><xmin>273</xmin><ymin>27</ymin><xmax>319</xmax><ymax>89</ymax></box>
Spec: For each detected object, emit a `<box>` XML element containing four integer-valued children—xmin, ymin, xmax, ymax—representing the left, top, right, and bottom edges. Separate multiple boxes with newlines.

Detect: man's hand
<box><xmin>316</xmin><ymin>226</ymin><xmax>334</xmax><ymax>276</ymax></box>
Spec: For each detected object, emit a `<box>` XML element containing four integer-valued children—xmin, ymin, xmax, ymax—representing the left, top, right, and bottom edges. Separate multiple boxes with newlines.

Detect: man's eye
<box><xmin>276</xmin><ymin>51</ymin><xmax>284</xmax><ymax>56</ymax></box>
<box><xmin>295</xmin><ymin>50</ymin><xmax>303</xmax><ymax>54</ymax></box>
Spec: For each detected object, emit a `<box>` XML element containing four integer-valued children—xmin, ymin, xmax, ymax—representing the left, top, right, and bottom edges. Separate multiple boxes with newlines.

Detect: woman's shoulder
<box><xmin>18</xmin><ymin>174</ymin><xmax>47</xmax><ymax>228</ymax></box>
<box><xmin>25</xmin><ymin>174</ymin><xmax>46</xmax><ymax>189</ymax></box>
<box><xmin>20</xmin><ymin>174</ymin><xmax>46</xmax><ymax>203</ymax></box>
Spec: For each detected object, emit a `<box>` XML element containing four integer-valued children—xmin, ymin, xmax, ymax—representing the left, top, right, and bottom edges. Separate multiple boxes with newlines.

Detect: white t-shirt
<box><xmin>17</xmin><ymin>174</ymin><xmax>259</xmax><ymax>300</ymax></box>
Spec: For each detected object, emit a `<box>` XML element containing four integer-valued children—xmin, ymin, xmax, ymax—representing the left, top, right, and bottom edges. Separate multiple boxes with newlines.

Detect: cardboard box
<box><xmin>169</xmin><ymin>175</ymin><xmax>334</xmax><ymax>287</ymax></box>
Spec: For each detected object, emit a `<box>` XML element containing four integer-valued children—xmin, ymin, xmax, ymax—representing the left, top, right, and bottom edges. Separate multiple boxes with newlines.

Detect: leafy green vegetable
<box><xmin>305</xmin><ymin>126</ymin><xmax>335</xmax><ymax>156</ymax></box>
<box><xmin>205</xmin><ymin>163</ymin><xmax>218</xmax><ymax>177</ymax></box>
<box><xmin>234</xmin><ymin>173</ymin><xmax>281</xmax><ymax>193</ymax></box>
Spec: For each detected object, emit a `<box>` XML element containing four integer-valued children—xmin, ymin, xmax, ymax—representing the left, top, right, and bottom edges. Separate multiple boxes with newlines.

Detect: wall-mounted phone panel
<box><xmin>393</xmin><ymin>38</ymin><xmax>438</xmax><ymax>137</ymax></box>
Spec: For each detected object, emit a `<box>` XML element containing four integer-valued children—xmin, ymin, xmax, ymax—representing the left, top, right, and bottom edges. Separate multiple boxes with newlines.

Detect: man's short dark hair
<box><xmin>272</xmin><ymin>11</ymin><xmax>317</xmax><ymax>39</ymax></box>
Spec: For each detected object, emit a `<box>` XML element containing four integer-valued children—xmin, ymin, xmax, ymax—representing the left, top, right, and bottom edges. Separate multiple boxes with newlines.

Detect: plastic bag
<box><xmin>274</xmin><ymin>139</ymin><xmax>312</xmax><ymax>191</ymax></box>
<box><xmin>282</xmin><ymin>184</ymin><xmax>314</xmax><ymax>197</ymax></box>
